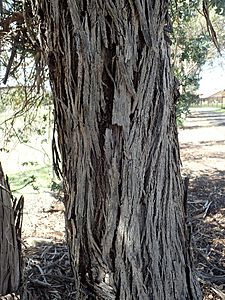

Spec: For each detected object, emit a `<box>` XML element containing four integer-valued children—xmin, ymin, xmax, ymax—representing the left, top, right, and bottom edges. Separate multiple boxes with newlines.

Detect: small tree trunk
<box><xmin>0</xmin><ymin>163</ymin><xmax>23</xmax><ymax>296</ymax></box>
<box><xmin>31</xmin><ymin>1</ymin><xmax>202</xmax><ymax>299</ymax></box>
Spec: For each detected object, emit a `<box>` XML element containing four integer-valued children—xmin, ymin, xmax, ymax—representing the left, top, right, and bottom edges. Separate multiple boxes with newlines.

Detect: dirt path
<box><xmin>179</xmin><ymin>107</ymin><xmax>225</xmax><ymax>300</ymax></box>
<box><xmin>179</xmin><ymin>107</ymin><xmax>225</xmax><ymax>174</ymax></box>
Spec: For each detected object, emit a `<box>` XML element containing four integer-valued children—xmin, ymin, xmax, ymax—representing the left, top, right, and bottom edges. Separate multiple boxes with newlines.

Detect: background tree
<box><xmin>0</xmin><ymin>1</ymin><xmax>55</xmax><ymax>194</ymax></box>
<box><xmin>171</xmin><ymin>0</ymin><xmax>225</xmax><ymax>120</ymax></box>
<box><xmin>0</xmin><ymin>0</ymin><xmax>50</xmax><ymax>138</ymax></box>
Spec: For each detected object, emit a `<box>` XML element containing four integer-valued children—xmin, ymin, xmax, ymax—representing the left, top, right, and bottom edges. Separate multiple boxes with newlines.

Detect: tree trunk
<box><xmin>31</xmin><ymin>1</ymin><xmax>201</xmax><ymax>299</ymax></box>
<box><xmin>0</xmin><ymin>163</ymin><xmax>23</xmax><ymax>296</ymax></box>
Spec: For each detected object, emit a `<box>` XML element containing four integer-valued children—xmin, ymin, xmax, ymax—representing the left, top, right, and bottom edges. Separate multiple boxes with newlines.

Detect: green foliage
<box><xmin>9</xmin><ymin>165</ymin><xmax>52</xmax><ymax>193</ymax></box>
<box><xmin>215</xmin><ymin>107</ymin><xmax>225</xmax><ymax>113</ymax></box>
<box><xmin>0</xmin><ymin>87</ymin><xmax>24</xmax><ymax>112</ymax></box>
<box><xmin>170</xmin><ymin>0</ymin><xmax>225</xmax><ymax>120</ymax></box>
<box><xmin>0</xmin><ymin>91</ymin><xmax>53</xmax><ymax>194</ymax></box>
<box><xmin>209</xmin><ymin>0</ymin><xmax>225</xmax><ymax>15</ymax></box>
<box><xmin>176</xmin><ymin>92</ymin><xmax>199</xmax><ymax>124</ymax></box>
<box><xmin>50</xmin><ymin>180</ymin><xmax>63</xmax><ymax>193</ymax></box>
<box><xmin>0</xmin><ymin>0</ymin><xmax>53</xmax><ymax>193</ymax></box>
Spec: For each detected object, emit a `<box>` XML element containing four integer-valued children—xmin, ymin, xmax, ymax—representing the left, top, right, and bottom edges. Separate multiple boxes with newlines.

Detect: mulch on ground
<box><xmin>21</xmin><ymin>243</ymin><xmax>76</xmax><ymax>300</ymax></box>
<box><xmin>186</xmin><ymin>171</ymin><xmax>225</xmax><ymax>300</ymax></box>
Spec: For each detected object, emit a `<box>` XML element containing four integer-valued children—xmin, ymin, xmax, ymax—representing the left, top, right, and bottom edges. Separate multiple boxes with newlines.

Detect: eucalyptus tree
<box><xmin>30</xmin><ymin>1</ymin><xmax>202</xmax><ymax>299</ymax></box>
<box><xmin>28</xmin><ymin>0</ymin><xmax>225</xmax><ymax>298</ymax></box>
<box><xmin>0</xmin><ymin>0</ymin><xmax>225</xmax><ymax>298</ymax></box>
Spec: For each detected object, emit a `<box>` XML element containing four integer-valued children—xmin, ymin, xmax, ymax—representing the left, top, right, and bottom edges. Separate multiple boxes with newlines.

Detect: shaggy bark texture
<box><xmin>0</xmin><ymin>164</ymin><xmax>23</xmax><ymax>296</ymax></box>
<box><xmin>31</xmin><ymin>1</ymin><xmax>202</xmax><ymax>299</ymax></box>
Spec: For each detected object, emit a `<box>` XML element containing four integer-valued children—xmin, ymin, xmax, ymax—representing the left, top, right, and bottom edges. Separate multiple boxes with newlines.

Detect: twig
<box><xmin>35</xmin><ymin>264</ymin><xmax>48</xmax><ymax>284</ymax></box>
<box><xmin>11</xmin><ymin>179</ymin><xmax>35</xmax><ymax>192</ymax></box>
<box><xmin>203</xmin><ymin>201</ymin><xmax>213</xmax><ymax>218</ymax></box>
<box><xmin>0</xmin><ymin>183</ymin><xmax>11</xmax><ymax>194</ymax></box>
<box><xmin>211</xmin><ymin>286</ymin><xmax>225</xmax><ymax>299</ymax></box>
<box><xmin>196</xmin><ymin>249</ymin><xmax>225</xmax><ymax>274</ymax></box>
<box><xmin>30</xmin><ymin>279</ymin><xmax>51</xmax><ymax>288</ymax></box>
<box><xmin>197</xmin><ymin>271</ymin><xmax>225</xmax><ymax>283</ymax></box>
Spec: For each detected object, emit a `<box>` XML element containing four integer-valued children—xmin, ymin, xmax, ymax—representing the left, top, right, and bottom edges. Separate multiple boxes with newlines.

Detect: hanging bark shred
<box><xmin>0</xmin><ymin>163</ymin><xmax>23</xmax><ymax>297</ymax></box>
<box><xmin>31</xmin><ymin>0</ymin><xmax>202</xmax><ymax>299</ymax></box>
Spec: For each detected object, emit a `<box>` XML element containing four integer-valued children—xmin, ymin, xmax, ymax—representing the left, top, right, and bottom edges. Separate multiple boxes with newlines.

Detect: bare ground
<box><xmin>179</xmin><ymin>107</ymin><xmax>225</xmax><ymax>300</ymax></box>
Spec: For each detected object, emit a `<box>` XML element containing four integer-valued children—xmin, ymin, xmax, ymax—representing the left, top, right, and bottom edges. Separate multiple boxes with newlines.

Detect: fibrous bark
<box><xmin>31</xmin><ymin>1</ymin><xmax>202</xmax><ymax>299</ymax></box>
<box><xmin>0</xmin><ymin>163</ymin><xmax>23</xmax><ymax>296</ymax></box>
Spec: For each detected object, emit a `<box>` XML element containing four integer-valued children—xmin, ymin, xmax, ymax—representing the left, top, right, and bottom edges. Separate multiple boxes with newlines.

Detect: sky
<box><xmin>198</xmin><ymin>55</ymin><xmax>225</xmax><ymax>98</ymax></box>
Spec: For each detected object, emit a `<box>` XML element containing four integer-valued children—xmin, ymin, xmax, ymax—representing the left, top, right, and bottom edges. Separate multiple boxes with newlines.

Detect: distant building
<box><xmin>197</xmin><ymin>90</ymin><xmax>225</xmax><ymax>108</ymax></box>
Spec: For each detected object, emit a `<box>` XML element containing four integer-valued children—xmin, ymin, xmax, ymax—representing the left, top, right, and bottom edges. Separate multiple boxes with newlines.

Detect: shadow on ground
<box><xmin>181</xmin><ymin>140</ymin><xmax>225</xmax><ymax>148</ymax></box>
<box><xmin>183</xmin><ymin>110</ymin><xmax>225</xmax><ymax>129</ymax></box>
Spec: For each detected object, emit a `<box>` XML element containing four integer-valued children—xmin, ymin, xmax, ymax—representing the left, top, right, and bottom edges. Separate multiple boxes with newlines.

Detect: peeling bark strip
<box><xmin>31</xmin><ymin>1</ymin><xmax>201</xmax><ymax>299</ymax></box>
